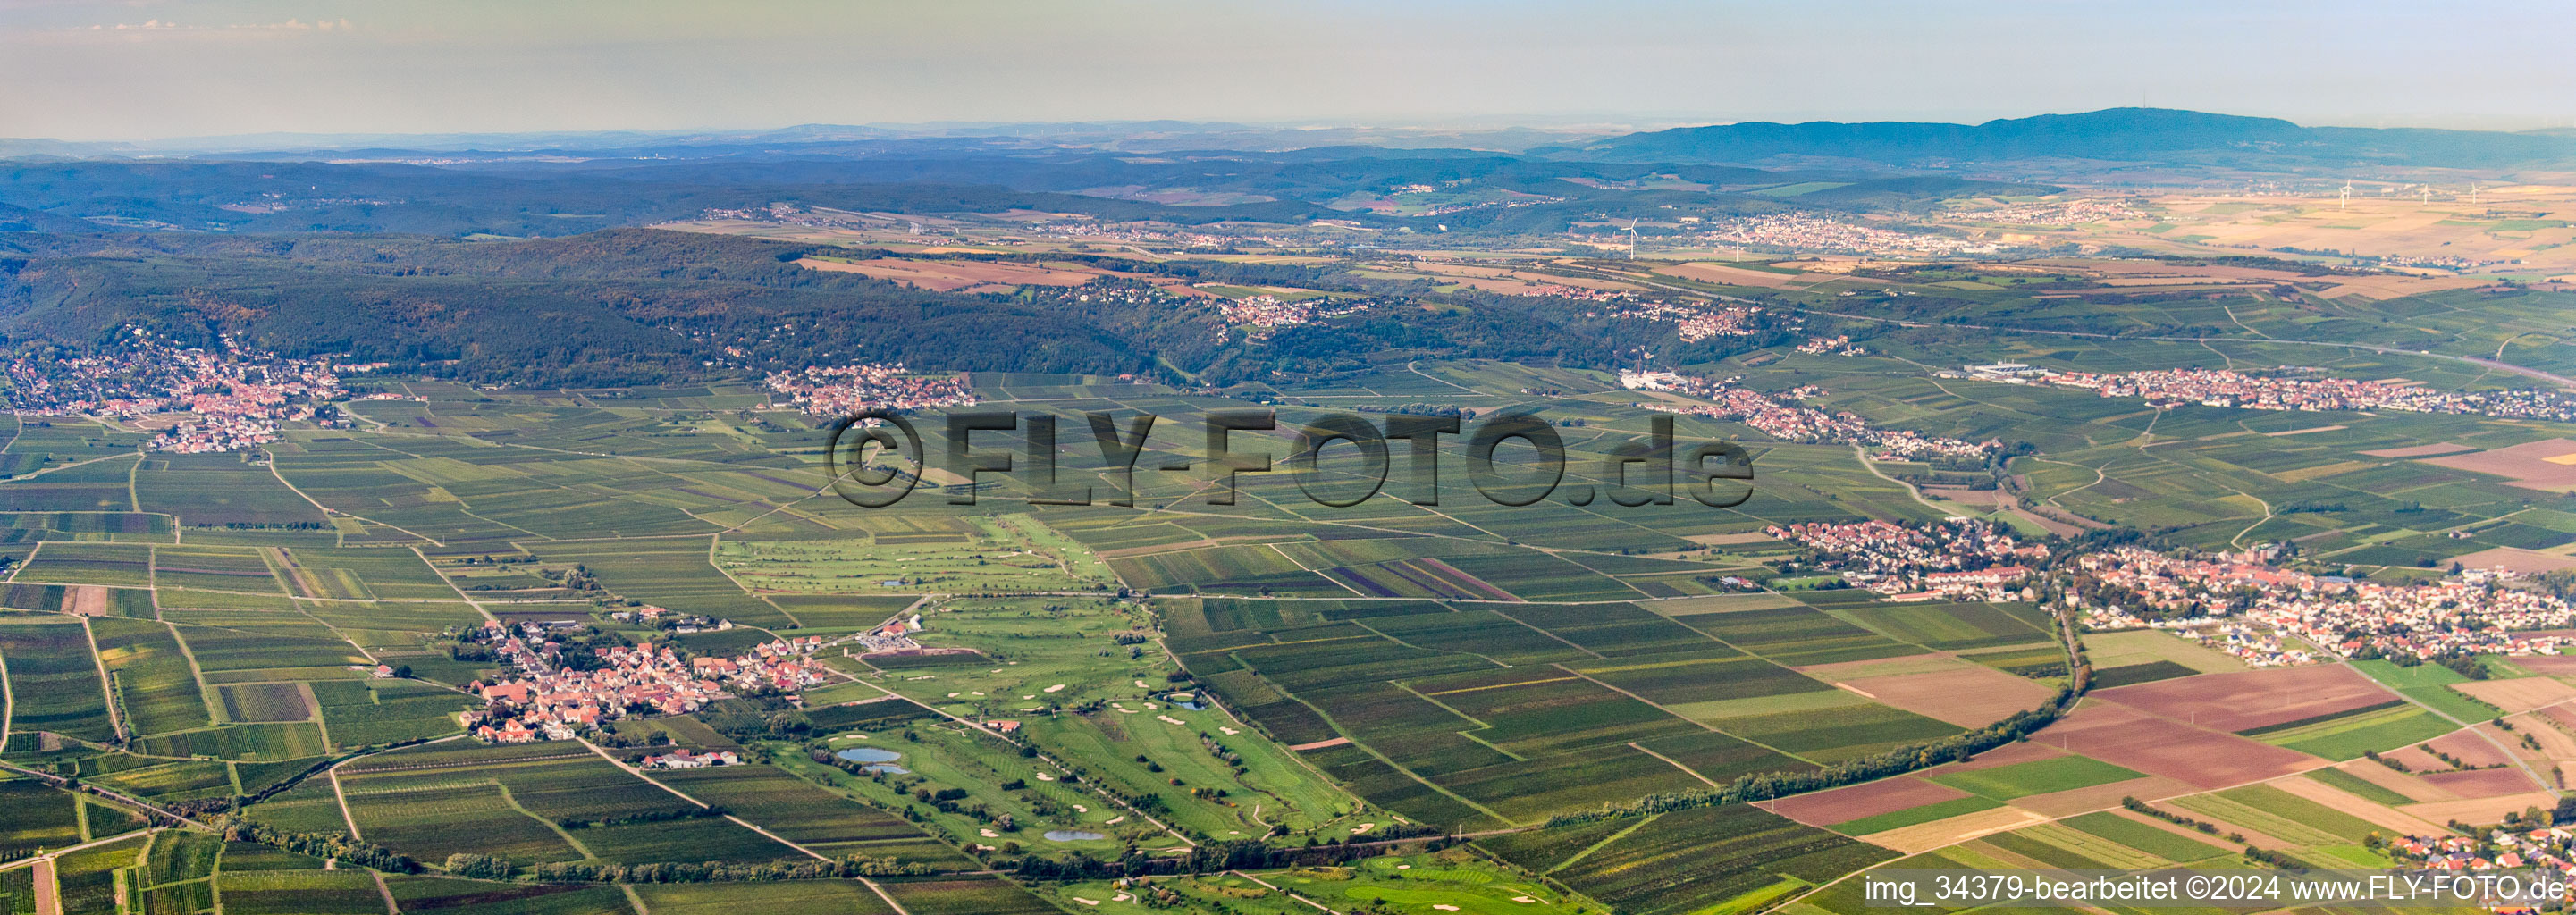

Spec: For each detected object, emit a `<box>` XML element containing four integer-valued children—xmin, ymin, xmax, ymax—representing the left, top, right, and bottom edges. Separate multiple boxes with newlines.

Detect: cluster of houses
<box><xmin>1895</xmin><ymin>565</ymin><xmax>2041</xmax><ymax>602</ymax></box>
<box><xmin>1951</xmin><ymin>364</ymin><xmax>2576</xmax><ymax>423</ymax></box>
<box><xmin>641</xmin><ymin>748</ymin><xmax>742</xmax><ymax>769</ymax></box>
<box><xmin>1621</xmin><ymin>370</ymin><xmax>1997</xmax><ymax>463</ymax></box>
<box><xmin>1692</xmin><ymin>213</ymin><xmax>2002</xmax><ymax>256</ymax></box>
<box><xmin>5</xmin><ymin>326</ymin><xmax>351</xmax><ymax>453</ymax></box>
<box><xmin>1796</xmin><ymin>335</ymin><xmax>1868</xmax><ymax>356</ymax></box>
<box><xmin>2391</xmin><ymin>828</ymin><xmax>2576</xmax><ymax>874</ymax></box>
<box><xmin>854</xmin><ymin>614</ymin><xmax>927</xmax><ymax>653</ymax></box>
<box><xmin>1940</xmin><ymin>198</ymin><xmax>2140</xmax><ymax>226</ymax></box>
<box><xmin>1211</xmin><ymin>292</ymin><xmax>1379</xmax><ymax>340</ymax></box>
<box><xmin>1591</xmin><ymin>301</ymin><xmax>1766</xmax><ymax>342</ymax></box>
<box><xmin>1765</xmin><ymin>517</ymin><xmax>2576</xmax><ymax>669</ymax></box>
<box><xmin>1767</xmin><ymin>518</ymin><xmax>2049</xmax><ymax>600</ymax></box>
<box><xmin>686</xmin><ymin>635</ymin><xmax>835</xmax><ymax>693</ymax></box>
<box><xmin>2073</xmin><ymin>614</ymin><xmax>2315</xmax><ymax>667</ymax></box>
<box><xmin>762</xmin><ymin>364</ymin><xmax>977</xmax><ymax>417</ymax></box>
<box><xmin>608</xmin><ymin>605</ymin><xmax>732</xmax><ymax>634</ymax></box>
<box><xmin>1515</xmin><ymin>283</ymin><xmax>1631</xmax><ymax>302</ymax></box>
<box><xmin>466</xmin><ymin>621</ymin><xmax>836</xmax><ymax>744</ymax></box>
<box><xmin>2075</xmin><ymin>546</ymin><xmax>2576</xmax><ymax>666</ymax></box>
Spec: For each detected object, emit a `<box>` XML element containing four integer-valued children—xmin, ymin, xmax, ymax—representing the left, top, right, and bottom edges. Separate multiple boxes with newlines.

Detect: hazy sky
<box><xmin>5</xmin><ymin>0</ymin><xmax>2572</xmax><ymax>141</ymax></box>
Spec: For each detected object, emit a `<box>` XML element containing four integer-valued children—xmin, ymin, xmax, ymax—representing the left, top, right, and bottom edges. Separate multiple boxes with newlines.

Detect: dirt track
<box><xmin>32</xmin><ymin>857</ymin><xmax>59</xmax><ymax>915</ymax></box>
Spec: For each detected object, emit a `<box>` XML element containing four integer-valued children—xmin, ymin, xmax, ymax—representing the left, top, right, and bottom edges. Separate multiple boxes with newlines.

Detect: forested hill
<box><xmin>0</xmin><ymin>153</ymin><xmax>2046</xmax><ymax>238</ymax></box>
<box><xmin>1561</xmin><ymin>107</ymin><xmax>2576</xmax><ymax>169</ymax></box>
<box><xmin>0</xmin><ymin>231</ymin><xmax>1153</xmax><ymax>387</ymax></box>
<box><xmin>0</xmin><ymin>161</ymin><xmax>1362</xmax><ymax>237</ymax></box>
<box><xmin>0</xmin><ymin>230</ymin><xmax>1705</xmax><ymax>390</ymax></box>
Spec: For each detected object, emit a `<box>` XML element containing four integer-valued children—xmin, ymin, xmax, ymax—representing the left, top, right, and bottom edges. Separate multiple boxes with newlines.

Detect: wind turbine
<box><xmin>2470</xmin><ymin>183</ymin><xmax>2481</xmax><ymax>206</ymax></box>
<box><xmin>2420</xmin><ymin>186</ymin><xmax>2432</xmax><ymax>205</ymax></box>
<box><xmin>1623</xmin><ymin>218</ymin><xmax>1640</xmax><ymax>260</ymax></box>
<box><xmin>2338</xmin><ymin>180</ymin><xmax>2352</xmax><ymax>211</ymax></box>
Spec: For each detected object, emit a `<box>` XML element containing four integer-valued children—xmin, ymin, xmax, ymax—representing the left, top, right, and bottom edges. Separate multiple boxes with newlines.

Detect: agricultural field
<box><xmin>1481</xmin><ymin>804</ymin><xmax>1900</xmax><ymax>915</ymax></box>
<box><xmin>17</xmin><ymin>248</ymin><xmax>2576</xmax><ymax>915</ymax></box>
<box><xmin>330</xmin><ymin>740</ymin><xmax>824</xmax><ymax>867</ymax></box>
<box><xmin>633</xmin><ymin>880</ymin><xmax>896</xmax><ymax>915</ymax></box>
<box><xmin>1043</xmin><ymin>850</ymin><xmax>1569</xmax><ymax>915</ymax></box>
<box><xmin>720</xmin><ymin>514</ymin><xmax>1115</xmax><ymax>598</ymax></box>
<box><xmin>88</xmin><ymin>616</ymin><xmax>215</xmax><ymax>736</ymax></box>
<box><xmin>0</xmin><ymin>616</ymin><xmax>118</xmax><ymax>741</ymax></box>
<box><xmin>0</xmin><ymin>778</ymin><xmax>86</xmax><ymax>856</ymax></box>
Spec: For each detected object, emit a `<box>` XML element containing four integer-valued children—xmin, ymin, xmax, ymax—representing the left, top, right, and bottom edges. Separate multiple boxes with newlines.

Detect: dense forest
<box><xmin>0</xmin><ymin>229</ymin><xmax>1783</xmax><ymax>389</ymax></box>
<box><xmin>0</xmin><ymin>147</ymin><xmax>2044</xmax><ymax>238</ymax></box>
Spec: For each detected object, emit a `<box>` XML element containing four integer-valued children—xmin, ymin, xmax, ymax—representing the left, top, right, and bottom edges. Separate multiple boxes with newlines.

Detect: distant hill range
<box><xmin>1544</xmin><ymin>108</ymin><xmax>2576</xmax><ymax>170</ymax></box>
<box><xmin>5</xmin><ymin>108</ymin><xmax>2567</xmax><ymax>172</ymax></box>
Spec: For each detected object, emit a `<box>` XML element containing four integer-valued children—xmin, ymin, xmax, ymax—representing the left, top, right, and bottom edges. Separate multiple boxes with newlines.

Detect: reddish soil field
<box><xmin>2038</xmin><ymin>701</ymin><xmax>2318</xmax><ymax>790</ymax></box>
<box><xmin>2419</xmin><ymin>768</ymin><xmax>2543</xmax><ymax>798</ymax></box>
<box><xmin>2424</xmin><ymin>731</ymin><xmax>2516</xmax><ymax>768</ymax></box>
<box><xmin>2360</xmin><ymin>442</ymin><xmax>2475</xmax><ymax>458</ymax></box>
<box><xmin>1839</xmin><ymin>667</ymin><xmax>2059</xmax><ymax>728</ymax></box>
<box><xmin>796</xmin><ymin>257</ymin><xmax>1100</xmax><ymax>291</ymax></box>
<box><xmin>1655</xmin><ymin>262</ymin><xmax>1799</xmax><ymax>290</ymax></box>
<box><xmin>2420</xmin><ymin>438</ymin><xmax>2576</xmax><ymax>492</ymax></box>
<box><xmin>2540</xmin><ymin>704</ymin><xmax>2576</xmax><ymax>732</ymax></box>
<box><xmin>2445</xmin><ymin>548</ymin><xmax>2576</xmax><ymax>576</ymax></box>
<box><xmin>2383</xmin><ymin>747</ymin><xmax>2447</xmax><ymax>772</ymax></box>
<box><xmin>2092</xmin><ymin>665</ymin><xmax>2396</xmax><ymax>732</ymax></box>
<box><xmin>1764</xmin><ymin>776</ymin><xmax>1973</xmax><ymax>827</ymax></box>
<box><xmin>2450</xmin><ymin>676</ymin><xmax>2576</xmax><ymax>713</ymax></box>
<box><xmin>2403</xmin><ymin>791</ymin><xmax>2561</xmax><ymax>827</ymax></box>
<box><xmin>2510</xmin><ymin>656</ymin><xmax>2576</xmax><ymax>676</ymax></box>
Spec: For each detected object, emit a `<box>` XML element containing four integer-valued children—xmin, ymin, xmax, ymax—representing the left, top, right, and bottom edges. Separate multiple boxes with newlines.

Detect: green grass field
<box><xmin>1930</xmin><ymin>755</ymin><xmax>2143</xmax><ymax>801</ymax></box>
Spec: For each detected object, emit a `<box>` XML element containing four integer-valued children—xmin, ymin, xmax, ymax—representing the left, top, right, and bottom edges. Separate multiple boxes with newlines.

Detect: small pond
<box><xmin>1044</xmin><ymin>830</ymin><xmax>1107</xmax><ymax>842</ymax></box>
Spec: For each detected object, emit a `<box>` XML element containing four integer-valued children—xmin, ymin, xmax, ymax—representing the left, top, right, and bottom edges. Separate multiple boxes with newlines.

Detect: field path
<box><xmin>370</xmin><ymin>870</ymin><xmax>397</xmax><ymax>915</ymax></box>
<box><xmin>328</xmin><ymin>766</ymin><xmax>363</xmax><ymax>840</ymax></box>
<box><xmin>258</xmin><ymin>451</ymin><xmax>444</xmax><ymax>548</ymax></box>
<box><xmin>2342</xmin><ymin>658</ymin><xmax>2558</xmax><ymax>797</ymax></box>
<box><xmin>1629</xmin><ymin>741</ymin><xmax>1722</xmax><ymax>788</ymax></box>
<box><xmin>0</xmin><ymin>452</ymin><xmax>135</xmax><ymax>484</ymax></box>
<box><xmin>1270</xmin><ymin>543</ymin><xmax>1369</xmax><ymax>598</ymax></box>
<box><xmin>419</xmin><ymin>546</ymin><xmax>501</xmax><ymax>625</ymax></box>
<box><xmin>31</xmin><ymin>857</ymin><xmax>59</xmax><ymax>915</ymax></box>
<box><xmin>1850</xmin><ymin>443</ymin><xmax>1946</xmax><ymax>514</ymax></box>
<box><xmin>0</xmin><ymin>651</ymin><xmax>13</xmax><ymax>749</ymax></box>
<box><xmin>1554</xmin><ymin>665</ymin><xmax>1802</xmax><ymax>761</ymax></box>
<box><xmin>0</xmin><ymin>759</ymin><xmax>207</xmax><ymax>831</ymax></box>
<box><xmin>79</xmin><ymin>618</ymin><xmax>122</xmax><ymax>742</ymax></box>
<box><xmin>569</xmin><ymin>736</ymin><xmax>832</xmax><ymax>861</ymax></box>
<box><xmin>164</xmin><ymin>620</ymin><xmax>223</xmax><ymax>726</ymax></box>
<box><xmin>1406</xmin><ymin>361</ymin><xmax>1475</xmax><ymax>393</ymax></box>
<box><xmin>496</xmin><ymin>781</ymin><xmax>593</xmax><ymax>859</ymax></box>
<box><xmin>619</xmin><ymin>885</ymin><xmax>652</xmax><ymax>915</ymax></box>
<box><xmin>703</xmin><ymin>534</ymin><xmax>802</xmax><ymax>627</ymax></box>
<box><xmin>1231</xmin><ymin>869</ymin><xmax>1343</xmax><ymax>914</ymax></box>
<box><xmin>861</xmin><ymin>878</ymin><xmax>911</xmax><ymax>915</ymax></box>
